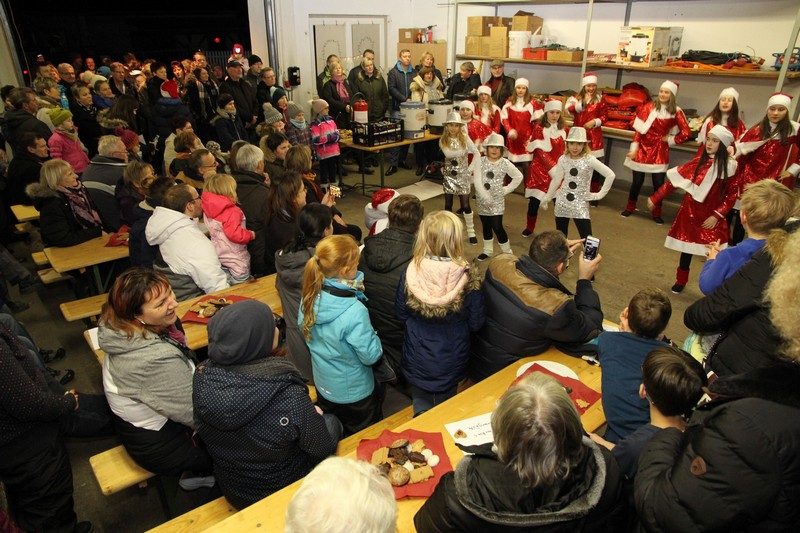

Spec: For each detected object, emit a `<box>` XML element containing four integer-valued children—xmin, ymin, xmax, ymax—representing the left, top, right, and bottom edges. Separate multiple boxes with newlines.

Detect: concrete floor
<box><xmin>5</xmin><ymin>161</ymin><xmax>699</xmax><ymax>531</ymax></box>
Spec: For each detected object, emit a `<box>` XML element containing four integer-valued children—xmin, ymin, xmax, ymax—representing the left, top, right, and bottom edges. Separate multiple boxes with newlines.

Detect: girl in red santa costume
<box><xmin>696</xmin><ymin>87</ymin><xmax>746</xmax><ymax>153</ymax></box>
<box><xmin>459</xmin><ymin>100</ymin><xmax>492</xmax><ymax>155</ymax></box>
<box><xmin>522</xmin><ymin>99</ymin><xmax>568</xmax><ymax>236</ymax></box>
<box><xmin>566</xmin><ymin>72</ymin><xmax>607</xmax><ymax>198</ymax></box>
<box><xmin>501</xmin><ymin>78</ymin><xmax>543</xmax><ymax>171</ymax></box>
<box><xmin>622</xmin><ymin>80</ymin><xmax>691</xmax><ymax>223</ymax></box>
<box><xmin>647</xmin><ymin>124</ymin><xmax>739</xmax><ymax>293</ymax></box>
<box><xmin>731</xmin><ymin>92</ymin><xmax>800</xmax><ymax>243</ymax></box>
<box><xmin>475</xmin><ymin>85</ymin><xmax>501</xmax><ymax>134</ymax></box>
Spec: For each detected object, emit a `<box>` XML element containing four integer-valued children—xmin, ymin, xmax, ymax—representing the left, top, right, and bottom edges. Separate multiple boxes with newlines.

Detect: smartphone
<box><xmin>583</xmin><ymin>236</ymin><xmax>600</xmax><ymax>261</ymax></box>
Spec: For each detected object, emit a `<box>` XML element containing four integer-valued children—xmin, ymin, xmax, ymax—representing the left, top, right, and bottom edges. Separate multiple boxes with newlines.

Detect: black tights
<box><xmin>629</xmin><ymin>171</ymin><xmax>666</xmax><ymax>200</ymax></box>
<box><xmin>728</xmin><ymin>209</ymin><xmax>745</xmax><ymax>246</ymax></box>
<box><xmin>445</xmin><ymin>194</ymin><xmax>471</xmax><ymax>214</ymax></box>
<box><xmin>480</xmin><ymin>215</ymin><xmax>508</xmax><ymax>242</ymax></box>
<box><xmin>555</xmin><ymin>217</ymin><xmax>592</xmax><ymax>239</ymax></box>
<box><xmin>527</xmin><ymin>197</ymin><xmax>541</xmax><ymax>217</ymax></box>
<box><xmin>679</xmin><ymin>252</ymin><xmax>692</xmax><ymax>271</ymax></box>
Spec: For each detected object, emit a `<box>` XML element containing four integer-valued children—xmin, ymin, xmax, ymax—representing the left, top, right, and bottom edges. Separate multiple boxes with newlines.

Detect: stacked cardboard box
<box><xmin>465</xmin><ymin>16</ymin><xmax>512</xmax><ymax>58</ymax></box>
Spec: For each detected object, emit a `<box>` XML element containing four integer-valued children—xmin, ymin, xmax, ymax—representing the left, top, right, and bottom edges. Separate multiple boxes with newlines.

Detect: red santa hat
<box><xmin>371</xmin><ymin>188</ymin><xmax>398</xmax><ymax>211</ymax></box>
<box><xmin>767</xmin><ymin>92</ymin><xmax>792</xmax><ymax>109</ymax></box>
<box><xmin>708</xmin><ymin>124</ymin><xmax>734</xmax><ymax>147</ymax></box>
<box><xmin>719</xmin><ymin>87</ymin><xmax>739</xmax><ymax>101</ymax></box>
<box><xmin>160</xmin><ymin>79</ymin><xmax>179</xmax><ymax>99</ymax></box>
<box><xmin>364</xmin><ymin>188</ymin><xmax>399</xmax><ymax>236</ymax></box>
<box><xmin>581</xmin><ymin>72</ymin><xmax>598</xmax><ymax>86</ymax></box>
<box><xmin>477</xmin><ymin>85</ymin><xmax>491</xmax><ymax>97</ymax></box>
<box><xmin>660</xmin><ymin>80</ymin><xmax>679</xmax><ymax>96</ymax></box>
<box><xmin>543</xmin><ymin>99</ymin><xmax>562</xmax><ymax>113</ymax></box>
<box><xmin>515</xmin><ymin>78</ymin><xmax>529</xmax><ymax>89</ymax></box>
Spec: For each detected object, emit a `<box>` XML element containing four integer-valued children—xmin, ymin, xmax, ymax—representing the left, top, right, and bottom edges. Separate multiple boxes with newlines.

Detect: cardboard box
<box><xmin>399</xmin><ymin>42</ymin><xmax>448</xmax><ymax>66</ymax></box>
<box><xmin>398</xmin><ymin>28</ymin><xmax>416</xmax><ymax>44</ymax></box>
<box><xmin>616</xmin><ymin>26</ymin><xmax>683</xmax><ymax>67</ymax></box>
<box><xmin>490</xmin><ymin>26</ymin><xmax>508</xmax><ymax>40</ymax></box>
<box><xmin>480</xmin><ymin>36</ymin><xmax>493</xmax><ymax>57</ymax></box>
<box><xmin>488</xmin><ymin>33</ymin><xmax>508</xmax><ymax>58</ymax></box>
<box><xmin>547</xmin><ymin>49</ymin><xmax>587</xmax><ymax>62</ymax></box>
<box><xmin>465</xmin><ymin>35</ymin><xmax>482</xmax><ymax>56</ymax></box>
<box><xmin>467</xmin><ymin>16</ymin><xmax>500</xmax><ymax>36</ymax></box>
<box><xmin>512</xmin><ymin>11</ymin><xmax>543</xmax><ymax>32</ymax></box>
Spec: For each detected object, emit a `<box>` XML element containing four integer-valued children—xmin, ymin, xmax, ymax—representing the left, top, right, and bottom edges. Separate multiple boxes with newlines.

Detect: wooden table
<box><xmin>10</xmin><ymin>204</ymin><xmax>40</xmax><ymax>222</ymax></box>
<box><xmin>207</xmin><ymin>350</ymin><xmax>603</xmax><ymax>532</ymax></box>
<box><xmin>176</xmin><ymin>274</ymin><xmax>283</xmax><ymax>351</ymax></box>
<box><xmin>44</xmin><ymin>236</ymin><xmax>130</xmax><ymax>293</ymax></box>
<box><xmin>340</xmin><ymin>131</ymin><xmax>442</xmax><ymax>193</ymax></box>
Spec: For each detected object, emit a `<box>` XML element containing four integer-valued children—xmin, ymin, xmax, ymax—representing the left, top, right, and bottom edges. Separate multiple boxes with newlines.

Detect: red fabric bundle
<box><xmin>617</xmin><ymin>82</ymin><xmax>650</xmax><ymax>109</ymax></box>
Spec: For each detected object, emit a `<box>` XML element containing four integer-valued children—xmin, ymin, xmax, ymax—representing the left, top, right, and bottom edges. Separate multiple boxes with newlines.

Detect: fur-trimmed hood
<box><xmin>405</xmin><ymin>258</ymin><xmax>481</xmax><ymax>319</ymax></box>
<box><xmin>96</xmin><ymin>108</ymin><xmax>130</xmax><ymax>131</ymax></box>
<box><xmin>356</xmin><ymin>65</ymin><xmax>384</xmax><ymax>82</ymax></box>
<box><xmin>25</xmin><ymin>181</ymin><xmax>59</xmax><ymax>202</ymax></box>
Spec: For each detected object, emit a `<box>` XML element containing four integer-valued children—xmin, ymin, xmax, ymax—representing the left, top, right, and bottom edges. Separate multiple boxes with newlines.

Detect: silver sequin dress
<box><xmin>474</xmin><ymin>157</ymin><xmax>523</xmax><ymax>216</ymax></box>
<box><xmin>440</xmin><ymin>135</ymin><xmax>480</xmax><ymax>195</ymax></box>
<box><xmin>545</xmin><ymin>155</ymin><xmax>615</xmax><ymax>219</ymax></box>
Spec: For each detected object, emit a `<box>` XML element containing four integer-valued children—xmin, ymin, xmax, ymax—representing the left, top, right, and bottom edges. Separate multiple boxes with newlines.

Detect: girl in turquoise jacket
<box><xmin>299</xmin><ymin>234</ymin><xmax>383</xmax><ymax>435</ymax></box>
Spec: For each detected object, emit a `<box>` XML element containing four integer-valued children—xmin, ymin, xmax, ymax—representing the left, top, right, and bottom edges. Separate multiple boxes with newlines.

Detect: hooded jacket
<box><xmin>410</xmin><ymin>74</ymin><xmax>444</xmax><ymax>104</ymax></box>
<box><xmin>415</xmin><ymin>439</ymin><xmax>624</xmax><ymax>532</ymax></box>
<box><xmin>5</xmin><ymin>152</ymin><xmax>45</xmax><ymax>206</ymax></box>
<box><xmin>81</xmin><ymin>154</ymin><xmax>127</xmax><ymax>187</ymax></box>
<box><xmin>396</xmin><ymin>259</ymin><xmax>485</xmax><ymax>393</ymax></box>
<box><xmin>151</xmin><ymin>97</ymin><xmax>193</xmax><ymax>141</ymax></box>
<box><xmin>352</xmin><ymin>67</ymin><xmax>390</xmax><ymax>122</ymax></box>
<box><xmin>231</xmin><ymin>169</ymin><xmax>270</xmax><ymax>277</ymax></box>
<box><xmin>48</xmin><ymin>128</ymin><xmax>90</xmax><ymax>174</ymax></box>
<box><xmin>0</xmin><ymin>107</ymin><xmax>52</xmax><ymax>149</ymax></box>
<box><xmin>309</xmin><ymin>114</ymin><xmax>340</xmax><ymax>161</ymax></box>
<box><xmin>469</xmin><ymin>254</ymin><xmax>603</xmax><ymax>382</ymax></box>
<box><xmin>71</xmin><ymin>102</ymin><xmax>102</xmax><ymax>156</ymax></box>
<box><xmin>210</xmin><ymin>108</ymin><xmax>247</xmax><ymax>151</ymax></box>
<box><xmin>635</xmin><ymin>362</ymin><xmax>800</xmax><ymax>531</ymax></box>
<box><xmin>25</xmin><ymin>181</ymin><xmax>102</xmax><ymax>247</ymax></box>
<box><xmin>297</xmin><ymin>276</ymin><xmax>383</xmax><ymax>404</ymax></box>
<box><xmin>359</xmin><ymin>227</ymin><xmax>415</xmax><ymax>377</ymax></box>
<box><xmin>194</xmin><ymin>357</ymin><xmax>335</xmax><ymax>509</ymax></box>
<box><xmin>95</xmin><ymin>109</ymin><xmax>130</xmax><ymax>134</ymax></box>
<box><xmin>145</xmin><ymin>206</ymin><xmax>229</xmax><ymax>300</ymax></box>
<box><xmin>201</xmin><ymin>191</ymin><xmax>253</xmax><ymax>279</ymax></box>
<box><xmin>387</xmin><ymin>61</ymin><xmax>417</xmax><ymax>110</ymax></box>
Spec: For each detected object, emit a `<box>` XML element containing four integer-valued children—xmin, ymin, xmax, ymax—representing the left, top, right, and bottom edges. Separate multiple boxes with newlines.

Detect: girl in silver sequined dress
<box><xmin>439</xmin><ymin>112</ymin><xmax>481</xmax><ymax>243</ymax></box>
<box><xmin>542</xmin><ymin>127</ymin><xmax>615</xmax><ymax>238</ymax></box>
<box><xmin>473</xmin><ymin>133</ymin><xmax>523</xmax><ymax>261</ymax></box>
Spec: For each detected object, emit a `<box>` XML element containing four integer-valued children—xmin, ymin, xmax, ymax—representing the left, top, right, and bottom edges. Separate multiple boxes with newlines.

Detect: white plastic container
<box><xmin>400</xmin><ymin>101</ymin><xmax>427</xmax><ymax>139</ymax></box>
<box><xmin>509</xmin><ymin>31</ymin><xmax>532</xmax><ymax>59</ymax></box>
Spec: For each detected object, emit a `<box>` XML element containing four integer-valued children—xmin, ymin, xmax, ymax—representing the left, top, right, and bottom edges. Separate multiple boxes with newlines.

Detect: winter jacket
<box><xmin>25</xmin><ymin>182</ymin><xmax>102</xmax><ymax>247</ymax></box>
<box><xmin>297</xmin><ymin>275</ymin><xmax>383</xmax><ymax>404</ymax></box>
<box><xmin>99</xmin><ymin>323</ymin><xmax>197</xmax><ymax>430</ymax></box>
<box><xmin>210</xmin><ymin>108</ymin><xmax>247</xmax><ymax>151</ymax></box>
<box><xmin>264</xmin><ymin>209</ymin><xmax>299</xmax><ymax>275</ymax></box>
<box><xmin>359</xmin><ymin>227</ymin><xmax>415</xmax><ymax>378</ymax></box>
<box><xmin>698</xmin><ymin>237</ymin><xmax>764</xmax><ymax>295</ymax></box>
<box><xmin>387</xmin><ymin>61</ymin><xmax>417</xmax><ymax>110</ymax></box>
<box><xmin>194</xmin><ymin>357</ymin><xmax>335</xmax><ymax>509</ymax></box>
<box><xmin>309</xmin><ymin>115</ymin><xmax>340</xmax><ymax>161</ymax></box>
<box><xmin>409</xmin><ymin>75</ymin><xmax>444</xmax><ymax>104</ymax></box>
<box><xmin>352</xmin><ymin>68</ymin><xmax>391</xmax><ymax>122</ymax></box>
<box><xmin>128</xmin><ymin>199</ymin><xmax>158</xmax><ymax>268</ymax></box>
<box><xmin>469</xmin><ymin>254</ymin><xmax>603</xmax><ymax>381</ymax></box>
<box><xmin>285</xmin><ymin>121</ymin><xmax>312</xmax><ymax>152</ymax></box>
<box><xmin>201</xmin><ymin>191</ymin><xmax>253</xmax><ymax>279</ymax></box>
<box><xmin>71</xmin><ymin>102</ymin><xmax>102</xmax><ymax>157</ymax></box>
<box><xmin>635</xmin><ymin>362</ymin><xmax>800</xmax><ymax>531</ymax></box>
<box><xmin>218</xmin><ymin>78</ymin><xmax>258</xmax><ymax>125</ymax></box>
<box><xmin>145</xmin><ymin>206</ymin><xmax>229</xmax><ymax>300</ymax></box>
<box><xmin>396</xmin><ymin>260</ymin><xmax>485</xmax><ymax>393</ymax></box>
<box><xmin>415</xmin><ymin>439</ymin><xmax>624</xmax><ymax>532</ymax></box>
<box><xmin>446</xmin><ymin>73</ymin><xmax>482</xmax><ymax>101</ymax></box>
<box><xmin>0</xmin><ymin>108</ymin><xmax>51</xmax><ymax>151</ymax></box>
<box><xmin>320</xmin><ymin>78</ymin><xmax>354</xmax><ymax>130</ymax></box>
<box><xmin>81</xmin><ymin>154</ymin><xmax>127</xmax><ymax>187</ymax></box>
<box><xmin>151</xmin><ymin>98</ymin><xmax>193</xmax><ymax>142</ymax></box>
<box><xmin>83</xmin><ymin>180</ymin><xmax>122</xmax><ymax>231</ymax></box>
<box><xmin>5</xmin><ymin>153</ymin><xmax>45</xmax><ymax>206</ymax></box>
<box><xmin>48</xmin><ymin>129</ymin><xmax>90</xmax><ymax>174</ymax></box>
<box><xmin>683</xmin><ymin>225</ymin><xmax>795</xmax><ymax>376</ymax></box>
<box><xmin>485</xmin><ymin>74</ymin><xmax>516</xmax><ymax>108</ymax></box>
<box><xmin>275</xmin><ymin>242</ymin><xmax>319</xmax><ymax>381</ymax></box>
<box><xmin>231</xmin><ymin>169</ymin><xmax>270</xmax><ymax>277</ymax></box>
<box><xmin>115</xmin><ymin>178</ymin><xmax>144</xmax><ymax>227</ymax></box>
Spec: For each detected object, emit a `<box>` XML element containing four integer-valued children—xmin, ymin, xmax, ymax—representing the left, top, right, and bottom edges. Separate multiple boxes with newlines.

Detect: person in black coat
<box><xmin>351</xmin><ymin>60</ymin><xmax>391</xmax><ymax>123</ymax></box>
<box><xmin>70</xmin><ymin>85</ymin><xmax>103</xmax><ymax>157</ymax></box>
<box><xmin>151</xmin><ymin>80</ymin><xmax>193</xmax><ymax>147</ymax></box>
<box><xmin>446</xmin><ymin>61</ymin><xmax>481</xmax><ymax>101</ymax></box>
<box><xmin>320</xmin><ymin>64</ymin><xmax>354</xmax><ymax>130</ymax></box>
<box><xmin>683</xmin><ymin>220</ymin><xmax>799</xmax><ymax>377</ymax></box>
<box><xmin>194</xmin><ymin>300</ymin><xmax>341</xmax><ymax>510</ymax></box>
<box><xmin>129</xmin><ymin>176</ymin><xmax>175</xmax><ymax>268</ymax></box>
<box><xmin>5</xmin><ymin>132</ymin><xmax>49</xmax><ymax>206</ymax></box>
<box><xmin>359</xmin><ymin>194</ymin><xmax>422</xmax><ymax>384</ymax></box>
<box><xmin>209</xmin><ymin>94</ymin><xmax>247</xmax><ymax>151</ymax></box>
<box><xmin>469</xmin><ymin>230</ymin><xmax>604</xmax><ymax>382</ymax></box>
<box><xmin>25</xmin><ymin>160</ymin><xmax>104</xmax><ymax>247</ymax></box>
<box><xmin>484</xmin><ymin>59</ymin><xmax>516</xmax><ymax>108</ymax></box>
<box><xmin>0</xmin><ymin>88</ymin><xmax>52</xmax><ymax>149</ymax></box>
<box><xmin>230</xmin><ymin>144</ymin><xmax>270</xmax><ymax>277</ymax></box>
<box><xmin>264</xmin><ymin>173</ymin><xmax>305</xmax><ymax>275</ymax></box>
<box><xmin>415</xmin><ymin>372</ymin><xmax>624</xmax><ymax>532</ymax></box>
<box><xmin>218</xmin><ymin>61</ymin><xmax>258</xmax><ymax>134</ymax></box>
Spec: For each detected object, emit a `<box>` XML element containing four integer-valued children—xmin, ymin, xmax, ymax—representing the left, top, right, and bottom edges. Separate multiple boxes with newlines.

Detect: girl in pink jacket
<box><xmin>48</xmin><ymin>108</ymin><xmax>90</xmax><ymax>174</ymax></box>
<box><xmin>201</xmin><ymin>173</ymin><xmax>255</xmax><ymax>284</ymax></box>
<box><xmin>309</xmin><ymin>99</ymin><xmax>341</xmax><ymax>188</ymax></box>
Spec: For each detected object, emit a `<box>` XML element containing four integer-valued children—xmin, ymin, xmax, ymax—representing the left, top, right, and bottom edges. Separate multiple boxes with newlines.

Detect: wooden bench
<box><xmin>147</xmin><ymin>497</ymin><xmax>236</xmax><ymax>532</ymax></box>
<box><xmin>38</xmin><ymin>268</ymin><xmax>70</xmax><ymax>285</ymax></box>
<box><xmin>32</xmin><ymin>251</ymin><xmax>49</xmax><ymax>267</ymax></box>
<box><xmin>61</xmin><ymin>293</ymin><xmax>107</xmax><ymax>322</ymax></box>
<box><xmin>90</xmin><ymin>445</ymin><xmax>155</xmax><ymax>496</ymax></box>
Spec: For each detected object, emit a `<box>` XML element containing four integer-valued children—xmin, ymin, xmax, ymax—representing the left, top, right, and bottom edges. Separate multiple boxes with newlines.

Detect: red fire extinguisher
<box><xmin>353</xmin><ymin>95</ymin><xmax>369</xmax><ymax>124</ymax></box>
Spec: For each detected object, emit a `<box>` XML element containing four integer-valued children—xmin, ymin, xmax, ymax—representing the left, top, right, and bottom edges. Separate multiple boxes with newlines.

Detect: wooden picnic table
<box><xmin>208</xmin><ymin>349</ymin><xmax>604</xmax><ymax>532</ymax></box>
<box><xmin>44</xmin><ymin>236</ymin><xmax>129</xmax><ymax>293</ymax></box>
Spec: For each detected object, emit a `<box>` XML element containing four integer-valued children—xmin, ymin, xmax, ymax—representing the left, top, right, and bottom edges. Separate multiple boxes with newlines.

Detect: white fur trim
<box><xmin>507</xmin><ymin>152</ymin><xmax>532</xmax><ymax>163</ymax></box>
<box><xmin>719</xmin><ymin>87</ymin><xmax>739</xmax><ymax>101</ymax></box>
<box><xmin>788</xmin><ymin>163</ymin><xmax>800</xmax><ymax>177</ymax></box>
<box><xmin>590</xmin><ymin>148</ymin><xmax>604</xmax><ymax>157</ymax></box>
<box><xmin>460</xmin><ymin>100</ymin><xmax>475</xmax><ymax>112</ymax></box>
<box><xmin>515</xmin><ymin>78</ymin><xmax>529</xmax><ymax>88</ymax></box>
<box><xmin>525</xmin><ymin>187</ymin><xmax>547</xmax><ymax>199</ymax></box>
<box><xmin>567</xmin><ymin>96</ymin><xmax>583</xmax><ymax>114</ymax></box>
<box><xmin>660</xmin><ymin>80</ymin><xmax>679</xmax><ymax>96</ymax></box>
<box><xmin>768</xmin><ymin>93</ymin><xmax>791</xmax><ymax>109</ymax></box>
<box><xmin>708</xmin><ymin>124</ymin><xmax>734</xmax><ymax>147</ymax></box>
<box><xmin>544</xmin><ymin>100</ymin><xmax>562</xmax><ymax>113</ymax></box>
<box><xmin>624</xmin><ymin>158</ymin><xmax>668</xmax><ymax>173</ymax></box>
<box><xmin>477</xmin><ymin>85</ymin><xmax>491</xmax><ymax>96</ymax></box>
<box><xmin>582</xmin><ymin>73</ymin><xmax>598</xmax><ymax>86</ymax></box>
<box><xmin>664</xmin><ymin>236</ymin><xmax>723</xmax><ymax>256</ymax></box>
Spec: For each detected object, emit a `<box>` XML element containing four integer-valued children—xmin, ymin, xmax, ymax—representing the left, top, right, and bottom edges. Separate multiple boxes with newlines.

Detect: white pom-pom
<box><xmin>403</xmin><ymin>461</ymin><xmax>415</xmax><ymax>472</ymax></box>
<box><xmin>428</xmin><ymin>455</ymin><xmax>440</xmax><ymax>467</ymax></box>
<box><xmin>421</xmin><ymin>449</ymin><xmax>433</xmax><ymax>459</ymax></box>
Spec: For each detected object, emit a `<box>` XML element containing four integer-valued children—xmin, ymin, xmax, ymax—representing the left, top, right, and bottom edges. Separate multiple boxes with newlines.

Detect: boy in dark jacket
<box><xmin>209</xmin><ymin>94</ymin><xmax>247</xmax><ymax>151</ymax></box>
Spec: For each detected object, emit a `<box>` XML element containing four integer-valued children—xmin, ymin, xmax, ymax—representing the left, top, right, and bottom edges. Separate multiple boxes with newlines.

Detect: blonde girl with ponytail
<box><xmin>298</xmin><ymin>234</ymin><xmax>384</xmax><ymax>435</ymax></box>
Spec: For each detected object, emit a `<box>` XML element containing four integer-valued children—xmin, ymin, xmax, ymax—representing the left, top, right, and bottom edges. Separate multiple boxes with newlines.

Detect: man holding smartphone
<box><xmin>469</xmin><ymin>230</ymin><xmax>604</xmax><ymax>381</ymax></box>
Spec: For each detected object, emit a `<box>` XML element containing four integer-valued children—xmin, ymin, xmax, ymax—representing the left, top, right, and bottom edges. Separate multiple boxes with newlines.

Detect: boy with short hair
<box><xmin>591</xmin><ymin>346</ymin><xmax>707</xmax><ymax>478</ymax></box>
<box><xmin>597</xmin><ymin>288</ymin><xmax>672</xmax><ymax>442</ymax></box>
<box><xmin>699</xmin><ymin>179</ymin><xmax>796</xmax><ymax>294</ymax></box>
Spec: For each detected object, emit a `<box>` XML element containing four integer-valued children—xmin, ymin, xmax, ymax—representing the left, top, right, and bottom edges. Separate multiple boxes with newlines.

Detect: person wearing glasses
<box><xmin>174</xmin><ymin>148</ymin><xmax>218</xmax><ymax>191</ymax></box>
<box><xmin>81</xmin><ymin>134</ymin><xmax>128</xmax><ymax>186</ymax></box>
<box><xmin>483</xmin><ymin>59</ymin><xmax>515</xmax><ymax>111</ymax></box>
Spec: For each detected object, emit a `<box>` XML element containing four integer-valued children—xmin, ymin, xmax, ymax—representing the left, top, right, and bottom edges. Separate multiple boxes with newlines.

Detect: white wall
<box><xmin>247</xmin><ymin>0</ymin><xmax>270</xmax><ymax>65</ymax></box>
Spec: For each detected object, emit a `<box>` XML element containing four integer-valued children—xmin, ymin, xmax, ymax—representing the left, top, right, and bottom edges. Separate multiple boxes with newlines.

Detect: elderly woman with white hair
<box><xmin>635</xmin><ymin>224</ymin><xmax>800</xmax><ymax>531</ymax></box>
<box><xmin>414</xmin><ymin>372</ymin><xmax>624</xmax><ymax>532</ymax></box>
<box><xmin>285</xmin><ymin>456</ymin><xmax>397</xmax><ymax>533</ymax></box>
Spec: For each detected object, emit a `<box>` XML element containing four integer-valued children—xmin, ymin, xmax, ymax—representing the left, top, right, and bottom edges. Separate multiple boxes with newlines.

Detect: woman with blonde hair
<box><xmin>415</xmin><ymin>372</ymin><xmax>623</xmax><ymax>531</ymax></box>
<box><xmin>396</xmin><ymin>210</ymin><xmax>485</xmax><ymax>415</ymax></box>
<box><xmin>298</xmin><ymin>234</ymin><xmax>383</xmax><ymax>435</ymax></box>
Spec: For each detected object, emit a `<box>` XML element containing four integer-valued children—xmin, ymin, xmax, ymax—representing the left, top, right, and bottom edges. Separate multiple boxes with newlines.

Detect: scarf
<box><xmin>57</xmin><ymin>183</ymin><xmax>103</xmax><ymax>229</ymax></box>
<box><xmin>332</xmin><ymin>74</ymin><xmax>350</xmax><ymax>103</ymax></box>
<box><xmin>56</xmin><ymin>127</ymin><xmax>81</xmax><ymax>141</ymax></box>
<box><xmin>290</xmin><ymin>118</ymin><xmax>307</xmax><ymax>129</ymax></box>
<box><xmin>196</xmin><ymin>80</ymin><xmax>208</xmax><ymax>118</ymax></box>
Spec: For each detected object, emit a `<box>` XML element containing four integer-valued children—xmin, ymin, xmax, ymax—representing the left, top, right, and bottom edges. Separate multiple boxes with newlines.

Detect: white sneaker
<box><xmin>179</xmin><ymin>472</ymin><xmax>216</xmax><ymax>490</ymax></box>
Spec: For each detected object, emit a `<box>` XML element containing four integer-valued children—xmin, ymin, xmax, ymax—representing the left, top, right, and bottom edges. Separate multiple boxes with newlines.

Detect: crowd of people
<box><xmin>0</xmin><ymin>46</ymin><xmax>799</xmax><ymax>532</ymax></box>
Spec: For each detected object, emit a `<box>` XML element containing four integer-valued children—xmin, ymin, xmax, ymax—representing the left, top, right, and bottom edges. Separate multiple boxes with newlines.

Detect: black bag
<box><xmin>680</xmin><ymin>50</ymin><xmax>746</xmax><ymax>65</ymax></box>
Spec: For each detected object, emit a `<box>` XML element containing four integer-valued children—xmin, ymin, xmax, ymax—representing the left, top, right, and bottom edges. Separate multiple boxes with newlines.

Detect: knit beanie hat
<box><xmin>97</xmin><ymin>65</ymin><xmax>111</xmax><ymax>78</ymax></box>
<box><xmin>115</xmin><ymin>127</ymin><xmax>139</xmax><ymax>149</ymax></box>
<box><xmin>160</xmin><ymin>79</ymin><xmax>179</xmax><ymax>99</ymax></box>
<box><xmin>271</xmin><ymin>87</ymin><xmax>287</xmax><ymax>107</ymax></box>
<box><xmin>287</xmin><ymin>102</ymin><xmax>304</xmax><ymax>120</ymax></box>
<box><xmin>262</xmin><ymin>103</ymin><xmax>283</xmax><ymax>124</ymax></box>
<box><xmin>207</xmin><ymin>300</ymin><xmax>276</xmax><ymax>365</ymax></box>
<box><xmin>247</xmin><ymin>54</ymin><xmax>262</xmax><ymax>66</ymax></box>
<box><xmin>49</xmin><ymin>108</ymin><xmax>73</xmax><ymax>127</ymax></box>
<box><xmin>218</xmin><ymin>93</ymin><xmax>235</xmax><ymax>108</ymax></box>
<box><xmin>311</xmin><ymin>99</ymin><xmax>329</xmax><ymax>116</ymax></box>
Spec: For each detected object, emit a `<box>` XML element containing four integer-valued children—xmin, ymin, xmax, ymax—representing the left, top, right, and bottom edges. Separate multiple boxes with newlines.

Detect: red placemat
<box><xmin>356</xmin><ymin>429</ymin><xmax>453</xmax><ymax>500</ymax></box>
<box><xmin>105</xmin><ymin>225</ymin><xmax>130</xmax><ymax>247</ymax></box>
<box><xmin>511</xmin><ymin>363</ymin><xmax>601</xmax><ymax>415</ymax></box>
<box><xmin>180</xmin><ymin>295</ymin><xmax>254</xmax><ymax>324</ymax></box>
